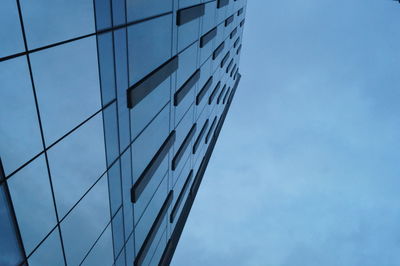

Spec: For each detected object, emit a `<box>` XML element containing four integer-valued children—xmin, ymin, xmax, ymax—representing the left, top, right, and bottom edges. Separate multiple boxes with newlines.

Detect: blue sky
<box><xmin>172</xmin><ymin>0</ymin><xmax>400</xmax><ymax>265</ymax></box>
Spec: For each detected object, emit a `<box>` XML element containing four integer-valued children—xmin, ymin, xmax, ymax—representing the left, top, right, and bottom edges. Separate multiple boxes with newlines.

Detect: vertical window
<box><xmin>0</xmin><ymin>0</ymin><xmax>25</xmax><ymax>58</ymax></box>
<box><xmin>0</xmin><ymin>56</ymin><xmax>43</xmax><ymax>176</ymax></box>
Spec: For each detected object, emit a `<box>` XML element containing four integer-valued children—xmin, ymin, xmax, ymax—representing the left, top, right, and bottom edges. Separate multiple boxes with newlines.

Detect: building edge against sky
<box><xmin>0</xmin><ymin>0</ymin><xmax>247</xmax><ymax>265</ymax></box>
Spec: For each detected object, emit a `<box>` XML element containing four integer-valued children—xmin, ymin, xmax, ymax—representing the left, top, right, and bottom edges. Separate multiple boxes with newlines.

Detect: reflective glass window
<box><xmin>0</xmin><ymin>56</ymin><xmax>43</xmax><ymax>176</ymax></box>
<box><xmin>121</xmin><ymin>149</ymin><xmax>133</xmax><ymax>237</ymax></box>
<box><xmin>130</xmin><ymin>79</ymin><xmax>171</xmax><ymax>140</ymax></box>
<box><xmin>0</xmin><ymin>184</ymin><xmax>24</xmax><ymax>266</ymax></box>
<box><xmin>108</xmin><ymin>161</ymin><xmax>122</xmax><ymax>216</ymax></box>
<box><xmin>147</xmin><ymin>228</ymin><xmax>167</xmax><ymax>266</ymax></box>
<box><xmin>127</xmin><ymin>0</ymin><xmax>172</xmax><ymax>22</ymax></box>
<box><xmin>131</xmin><ymin>105</ymin><xmax>170</xmax><ymax>183</ymax></box>
<box><xmin>94</xmin><ymin>0</ymin><xmax>112</xmax><ymax>31</ymax></box>
<box><xmin>81</xmin><ymin>224</ymin><xmax>114</xmax><ymax>266</ymax></box>
<box><xmin>30</xmin><ymin>37</ymin><xmax>102</xmax><ymax>146</ymax></box>
<box><xmin>134</xmin><ymin>176</ymin><xmax>168</xmax><ymax>253</ymax></box>
<box><xmin>8</xmin><ymin>155</ymin><xmax>57</xmax><ymax>254</ymax></box>
<box><xmin>177</xmin><ymin>17</ymin><xmax>200</xmax><ymax>53</ymax></box>
<box><xmin>27</xmin><ymin>228</ymin><xmax>64</xmax><ymax>266</ymax></box>
<box><xmin>134</xmin><ymin>169</ymin><xmax>168</xmax><ymax>225</ymax></box>
<box><xmin>112</xmin><ymin>208</ymin><xmax>125</xmax><ymax>258</ymax></box>
<box><xmin>176</xmin><ymin>41</ymin><xmax>198</xmax><ymax>88</ymax></box>
<box><xmin>20</xmin><ymin>0</ymin><xmax>95</xmax><ymax>49</ymax></box>
<box><xmin>142</xmin><ymin>224</ymin><xmax>166</xmax><ymax>266</ymax></box>
<box><xmin>115</xmin><ymin>249</ymin><xmax>126</xmax><ymax>266</ymax></box>
<box><xmin>201</xmin><ymin>2</ymin><xmax>217</xmax><ymax>35</ymax></box>
<box><xmin>103</xmin><ymin>103</ymin><xmax>119</xmax><ymax>166</ymax></box>
<box><xmin>97</xmin><ymin>32</ymin><xmax>116</xmax><ymax>105</ymax></box>
<box><xmin>0</xmin><ymin>0</ymin><xmax>24</xmax><ymax>58</ymax></box>
<box><xmin>128</xmin><ymin>14</ymin><xmax>172</xmax><ymax>85</ymax></box>
<box><xmin>125</xmin><ymin>234</ymin><xmax>134</xmax><ymax>266</ymax></box>
<box><xmin>47</xmin><ymin>113</ymin><xmax>106</xmax><ymax>218</ymax></box>
<box><xmin>61</xmin><ymin>175</ymin><xmax>110</xmax><ymax>265</ymax></box>
<box><xmin>112</xmin><ymin>0</ymin><xmax>126</xmax><ymax>26</ymax></box>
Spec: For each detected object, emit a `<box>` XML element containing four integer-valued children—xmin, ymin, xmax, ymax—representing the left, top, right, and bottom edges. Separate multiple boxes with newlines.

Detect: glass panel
<box><xmin>0</xmin><ymin>184</ymin><xmax>24</xmax><ymax>266</ymax></box>
<box><xmin>20</xmin><ymin>0</ymin><xmax>95</xmax><ymax>49</ymax></box>
<box><xmin>114</xmin><ymin>29</ymin><xmax>130</xmax><ymax>151</ymax></box>
<box><xmin>112</xmin><ymin>0</ymin><xmax>126</xmax><ymax>26</ymax></box>
<box><xmin>94</xmin><ymin>0</ymin><xmax>112</xmax><ymax>31</ymax></box>
<box><xmin>125</xmin><ymin>234</ymin><xmax>134</xmax><ymax>266</ymax></box>
<box><xmin>121</xmin><ymin>149</ymin><xmax>133</xmax><ymax>238</ymax></box>
<box><xmin>0</xmin><ymin>0</ymin><xmax>25</xmax><ymax>58</ymax></box>
<box><xmin>131</xmin><ymin>105</ymin><xmax>169</xmax><ymax>184</ymax></box>
<box><xmin>61</xmin><ymin>174</ymin><xmax>110</xmax><ymax>265</ymax></box>
<box><xmin>112</xmin><ymin>208</ymin><xmax>125</xmax><ymax>258</ymax></box>
<box><xmin>103</xmin><ymin>103</ymin><xmax>119</xmax><ymax>166</ymax></box>
<box><xmin>8</xmin><ymin>155</ymin><xmax>57</xmax><ymax>254</ymax></box>
<box><xmin>108</xmin><ymin>161</ymin><xmax>122</xmax><ymax>216</ymax></box>
<box><xmin>130</xmin><ymin>79</ymin><xmax>170</xmax><ymax>140</ymax></box>
<box><xmin>128</xmin><ymin>14</ymin><xmax>172</xmax><ymax>86</ymax></box>
<box><xmin>201</xmin><ymin>2</ymin><xmax>217</xmax><ymax>35</ymax></box>
<box><xmin>147</xmin><ymin>227</ymin><xmax>167</xmax><ymax>266</ymax></box>
<box><xmin>47</xmin><ymin>113</ymin><xmax>107</xmax><ymax>218</ymax></box>
<box><xmin>115</xmin><ymin>249</ymin><xmax>126</xmax><ymax>266</ymax></box>
<box><xmin>177</xmin><ymin>17</ymin><xmax>199</xmax><ymax>53</ymax></box>
<box><xmin>27</xmin><ymin>228</ymin><xmax>64</xmax><ymax>266</ymax></box>
<box><xmin>97</xmin><ymin>32</ymin><xmax>116</xmax><ymax>105</ymax></box>
<box><xmin>134</xmin><ymin>169</ymin><xmax>168</xmax><ymax>225</ymax></box>
<box><xmin>134</xmin><ymin>175</ymin><xmax>167</xmax><ymax>252</ymax></box>
<box><xmin>176</xmin><ymin>41</ymin><xmax>198</xmax><ymax>89</ymax></box>
<box><xmin>30</xmin><ymin>37</ymin><xmax>102</xmax><ymax>146</ymax></box>
<box><xmin>0</xmin><ymin>56</ymin><xmax>43</xmax><ymax>176</ymax></box>
<box><xmin>81</xmin><ymin>223</ymin><xmax>114</xmax><ymax>266</ymax></box>
<box><xmin>126</xmin><ymin>0</ymin><xmax>172</xmax><ymax>22</ymax></box>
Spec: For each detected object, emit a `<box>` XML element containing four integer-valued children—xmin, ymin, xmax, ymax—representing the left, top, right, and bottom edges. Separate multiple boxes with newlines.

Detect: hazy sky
<box><xmin>172</xmin><ymin>1</ymin><xmax>400</xmax><ymax>265</ymax></box>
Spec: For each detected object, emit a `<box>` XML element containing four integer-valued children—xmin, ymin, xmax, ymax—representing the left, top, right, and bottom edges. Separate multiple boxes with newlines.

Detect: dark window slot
<box><xmin>177</xmin><ymin>4</ymin><xmax>205</xmax><ymax>26</ymax></box>
<box><xmin>170</xmin><ymin>170</ymin><xmax>193</xmax><ymax>223</ymax></box>
<box><xmin>226</xmin><ymin>58</ymin><xmax>234</xmax><ymax>73</ymax></box>
<box><xmin>200</xmin><ymin>27</ymin><xmax>217</xmax><ymax>48</ymax></box>
<box><xmin>213</xmin><ymin>41</ymin><xmax>225</xmax><ymax>60</ymax></box>
<box><xmin>217</xmin><ymin>0</ymin><xmax>229</xmax><ymax>8</ymax></box>
<box><xmin>225</xmin><ymin>15</ymin><xmax>234</xmax><ymax>27</ymax></box>
<box><xmin>196</xmin><ymin>76</ymin><xmax>213</xmax><ymax>105</ymax></box>
<box><xmin>131</xmin><ymin>131</ymin><xmax>176</xmax><ymax>203</ymax></box>
<box><xmin>174</xmin><ymin>69</ymin><xmax>200</xmax><ymax>106</ymax></box>
<box><xmin>237</xmin><ymin>8</ymin><xmax>243</xmax><ymax>16</ymax></box>
<box><xmin>208</xmin><ymin>81</ymin><xmax>221</xmax><ymax>105</ymax></box>
<box><xmin>240</xmin><ymin>19</ymin><xmax>245</xmax><ymax>27</ymax></box>
<box><xmin>172</xmin><ymin>124</ymin><xmax>197</xmax><ymax>170</ymax></box>
<box><xmin>223</xmin><ymin>87</ymin><xmax>231</xmax><ymax>105</ymax></box>
<box><xmin>127</xmin><ymin>56</ymin><xmax>178</xmax><ymax>109</ymax></box>
<box><xmin>230</xmin><ymin>27</ymin><xmax>237</xmax><ymax>39</ymax></box>
<box><xmin>220</xmin><ymin>51</ymin><xmax>230</xmax><ymax>68</ymax></box>
<box><xmin>236</xmin><ymin>44</ymin><xmax>242</xmax><ymax>55</ymax></box>
<box><xmin>217</xmin><ymin>85</ymin><xmax>226</xmax><ymax>104</ymax></box>
<box><xmin>205</xmin><ymin>116</ymin><xmax>218</xmax><ymax>144</ymax></box>
<box><xmin>234</xmin><ymin>37</ymin><xmax>240</xmax><ymax>48</ymax></box>
<box><xmin>230</xmin><ymin>64</ymin><xmax>237</xmax><ymax>78</ymax></box>
<box><xmin>193</xmin><ymin>119</ymin><xmax>209</xmax><ymax>154</ymax></box>
<box><xmin>134</xmin><ymin>191</ymin><xmax>173</xmax><ymax>266</ymax></box>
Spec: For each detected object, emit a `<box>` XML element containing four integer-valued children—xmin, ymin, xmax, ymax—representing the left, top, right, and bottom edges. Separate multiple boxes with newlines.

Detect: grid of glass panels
<box><xmin>0</xmin><ymin>0</ymin><xmax>247</xmax><ymax>265</ymax></box>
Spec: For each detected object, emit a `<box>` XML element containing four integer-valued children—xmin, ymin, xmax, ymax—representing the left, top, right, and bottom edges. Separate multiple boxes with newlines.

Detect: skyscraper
<box><xmin>0</xmin><ymin>0</ymin><xmax>246</xmax><ymax>265</ymax></box>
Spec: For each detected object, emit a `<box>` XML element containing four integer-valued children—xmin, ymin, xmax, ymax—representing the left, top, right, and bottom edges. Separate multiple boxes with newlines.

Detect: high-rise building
<box><xmin>0</xmin><ymin>0</ymin><xmax>246</xmax><ymax>265</ymax></box>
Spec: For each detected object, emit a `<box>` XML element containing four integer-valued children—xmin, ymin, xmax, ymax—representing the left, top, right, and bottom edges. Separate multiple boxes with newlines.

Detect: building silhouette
<box><xmin>0</xmin><ymin>0</ymin><xmax>246</xmax><ymax>265</ymax></box>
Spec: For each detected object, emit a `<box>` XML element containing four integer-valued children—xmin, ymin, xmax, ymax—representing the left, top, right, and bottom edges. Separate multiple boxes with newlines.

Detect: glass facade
<box><xmin>0</xmin><ymin>0</ymin><xmax>246</xmax><ymax>265</ymax></box>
